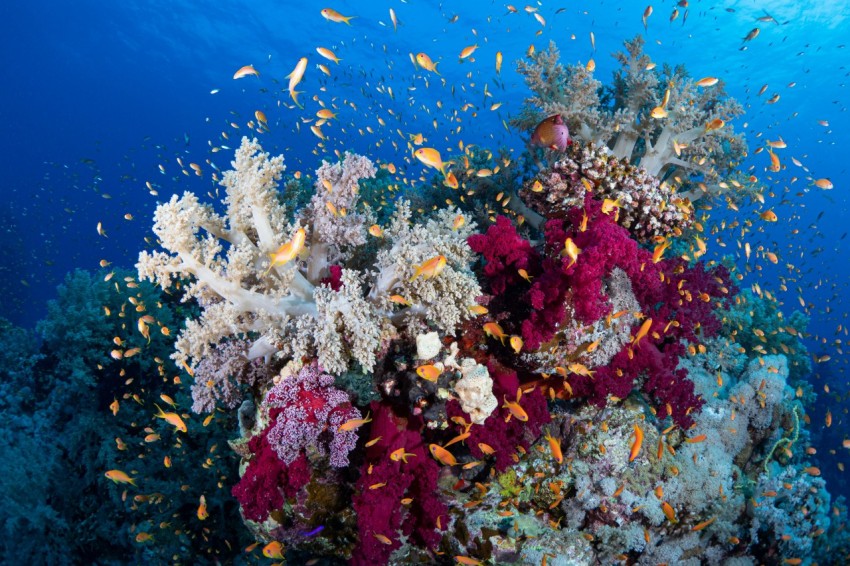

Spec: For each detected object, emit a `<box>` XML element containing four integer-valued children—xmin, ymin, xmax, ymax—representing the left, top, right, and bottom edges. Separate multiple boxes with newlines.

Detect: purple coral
<box><xmin>265</xmin><ymin>362</ymin><xmax>361</xmax><ymax>468</ymax></box>
<box><xmin>190</xmin><ymin>339</ymin><xmax>272</xmax><ymax>413</ymax></box>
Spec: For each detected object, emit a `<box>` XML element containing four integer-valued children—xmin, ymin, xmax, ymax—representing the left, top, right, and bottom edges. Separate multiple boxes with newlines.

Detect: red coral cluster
<box><xmin>351</xmin><ymin>402</ymin><xmax>447</xmax><ymax>565</ymax></box>
<box><xmin>231</xmin><ymin>429</ymin><xmax>311</xmax><ymax>523</ymax></box>
<box><xmin>469</xmin><ymin>194</ymin><xmax>732</xmax><ymax>427</ymax></box>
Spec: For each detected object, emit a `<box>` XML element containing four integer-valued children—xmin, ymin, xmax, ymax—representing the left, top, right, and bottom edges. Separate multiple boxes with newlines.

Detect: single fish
<box><xmin>530</xmin><ymin>114</ymin><xmax>571</xmax><ymax>151</ymax></box>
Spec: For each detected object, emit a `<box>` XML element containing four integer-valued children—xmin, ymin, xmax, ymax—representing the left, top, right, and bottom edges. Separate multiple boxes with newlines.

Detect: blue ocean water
<box><xmin>2</xmin><ymin>0</ymin><xmax>849</xmax><ymax>563</ymax></box>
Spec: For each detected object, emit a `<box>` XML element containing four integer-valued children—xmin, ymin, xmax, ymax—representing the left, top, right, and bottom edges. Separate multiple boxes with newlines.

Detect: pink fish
<box><xmin>530</xmin><ymin>114</ymin><xmax>571</xmax><ymax>150</ymax></box>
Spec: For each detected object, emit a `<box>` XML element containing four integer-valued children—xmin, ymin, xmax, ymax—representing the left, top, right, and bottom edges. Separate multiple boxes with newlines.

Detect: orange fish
<box><xmin>410</xmin><ymin>255</ymin><xmax>447</xmax><ymax>281</ymax></box>
<box><xmin>759</xmin><ymin>210</ymin><xmax>778</xmax><ymax>222</ymax></box>
<box><xmin>417</xmin><ymin>364</ymin><xmax>441</xmax><ymax>382</ymax></box>
<box><xmin>530</xmin><ymin>114</ymin><xmax>570</xmax><ymax>151</ymax></box>
<box><xmin>661</xmin><ymin>501</ymin><xmax>678</xmax><ymax>523</ymax></box>
<box><xmin>197</xmin><ymin>495</ymin><xmax>208</xmax><ymax>520</ymax></box>
<box><xmin>263</xmin><ymin>541</ymin><xmax>285</xmax><ymax>559</ymax></box>
<box><xmin>233</xmin><ymin>64</ymin><xmax>259</xmax><ymax>79</ymax></box>
<box><xmin>629</xmin><ymin>424</ymin><xmax>644</xmax><ymax>462</ymax></box>
<box><xmin>502</xmin><ymin>393</ymin><xmax>529</xmax><ymax>422</ymax></box>
<box><xmin>440</xmin><ymin>429</ymin><xmax>470</xmax><ymax>448</ymax></box>
<box><xmin>110</xmin><ymin>398</ymin><xmax>120</xmax><ymax>416</ymax></box>
<box><xmin>154</xmin><ymin>404</ymin><xmax>187</xmax><ymax>433</ymax></box>
<box><xmin>444</xmin><ymin>171</ymin><xmax>459</xmax><ymax>189</ymax></box>
<box><xmin>286</xmin><ymin>57</ymin><xmax>308</xmax><ymax>108</ymax></box>
<box><xmin>338</xmin><ymin>411</ymin><xmax>372</xmax><ymax>432</ymax></box>
<box><xmin>632</xmin><ymin>318</ymin><xmax>653</xmax><ymax>347</ymax></box>
<box><xmin>105</xmin><ymin>469</ymin><xmax>137</xmax><ymax>486</ymax></box>
<box><xmin>686</xmin><ymin>434</ymin><xmax>707</xmax><ymax>443</ymax></box>
<box><xmin>429</xmin><ymin>444</ymin><xmax>457</xmax><ymax>466</ymax></box>
<box><xmin>478</xmin><ymin>443</ymin><xmax>496</xmax><ymax>455</ymax></box>
<box><xmin>691</xmin><ymin>517</ymin><xmax>717</xmax><ymax>531</ymax></box>
<box><xmin>560</xmin><ymin>237</ymin><xmax>581</xmax><ymax>267</ymax></box>
<box><xmin>483</xmin><ymin>321</ymin><xmax>507</xmax><ymax>344</ymax></box>
<box><xmin>545</xmin><ymin>432</ymin><xmax>563</xmax><ymax>464</ymax></box>
<box><xmin>320</xmin><ymin>8</ymin><xmax>355</xmax><ymax>24</ymax></box>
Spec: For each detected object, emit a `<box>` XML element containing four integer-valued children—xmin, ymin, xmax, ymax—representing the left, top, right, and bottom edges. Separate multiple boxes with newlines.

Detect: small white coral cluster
<box><xmin>452</xmin><ymin>358</ymin><xmax>497</xmax><ymax>425</ymax></box>
<box><xmin>138</xmin><ymin>137</ymin><xmax>481</xmax><ymax>375</ymax></box>
<box><xmin>423</xmin><ymin>338</ymin><xmax>498</xmax><ymax>426</ymax></box>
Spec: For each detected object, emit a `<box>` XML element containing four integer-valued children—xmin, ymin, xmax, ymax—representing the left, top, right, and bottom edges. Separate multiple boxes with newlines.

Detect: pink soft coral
<box><xmin>265</xmin><ymin>362</ymin><xmax>361</xmax><ymax>467</ymax></box>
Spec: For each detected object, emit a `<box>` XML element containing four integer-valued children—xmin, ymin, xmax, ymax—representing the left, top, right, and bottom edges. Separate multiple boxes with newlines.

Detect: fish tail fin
<box><xmin>291</xmin><ymin>90</ymin><xmax>304</xmax><ymax>108</ymax></box>
<box><xmin>344</xmin><ymin>16</ymin><xmax>356</xmax><ymax>25</ymax></box>
<box><xmin>129</xmin><ymin>478</ymin><xmax>137</xmax><ymax>486</ymax></box>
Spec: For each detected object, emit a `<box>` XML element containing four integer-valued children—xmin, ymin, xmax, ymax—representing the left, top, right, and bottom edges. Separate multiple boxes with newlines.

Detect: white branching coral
<box><xmin>514</xmin><ymin>36</ymin><xmax>747</xmax><ymax>201</ymax></box>
<box><xmin>138</xmin><ymin>137</ymin><xmax>480</xmax><ymax>374</ymax></box>
<box><xmin>369</xmin><ymin>202</ymin><xmax>481</xmax><ymax>333</ymax></box>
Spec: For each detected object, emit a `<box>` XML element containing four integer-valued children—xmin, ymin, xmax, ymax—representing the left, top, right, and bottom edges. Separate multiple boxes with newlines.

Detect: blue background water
<box><xmin>2</xmin><ymin>0</ymin><xmax>848</xmax><ymax>493</ymax></box>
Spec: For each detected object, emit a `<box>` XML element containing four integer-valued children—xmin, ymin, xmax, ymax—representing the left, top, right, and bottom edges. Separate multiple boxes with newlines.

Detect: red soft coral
<box><xmin>350</xmin><ymin>402</ymin><xmax>447</xmax><ymax>566</ymax></box>
<box><xmin>231</xmin><ymin>429</ymin><xmax>311</xmax><ymax>522</ymax></box>
<box><xmin>447</xmin><ymin>360</ymin><xmax>550</xmax><ymax>471</ymax></box>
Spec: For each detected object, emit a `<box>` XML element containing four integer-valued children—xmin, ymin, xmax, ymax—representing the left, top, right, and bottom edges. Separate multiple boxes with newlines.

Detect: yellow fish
<box><xmin>509</xmin><ymin>335</ymin><xmax>523</xmax><ymax>354</ymax></box>
<box><xmin>389</xmin><ymin>447</ymin><xmax>417</xmax><ymax>463</ymax></box>
<box><xmin>154</xmin><ymin>404</ymin><xmax>187</xmax><ymax>433</ymax></box>
<box><xmin>410</xmin><ymin>255</ymin><xmax>447</xmax><ymax>281</ymax></box>
<box><xmin>502</xmin><ymin>392</ymin><xmax>529</xmax><ymax>422</ymax></box>
<box><xmin>368</xmin><ymin>224</ymin><xmax>383</xmax><ymax>237</ymax></box>
<box><xmin>266</xmin><ymin>228</ymin><xmax>307</xmax><ymax>273</ymax></box>
<box><xmin>286</xmin><ymin>57</ymin><xmax>308</xmax><ymax>107</ymax></box>
<box><xmin>105</xmin><ymin>469</ymin><xmax>136</xmax><ymax>486</ymax></box>
<box><xmin>414</xmin><ymin>147</ymin><xmax>447</xmax><ymax>176</ymax></box>
<box><xmin>601</xmin><ymin>198</ymin><xmax>621</xmax><ymax>215</ymax></box>
<box><xmin>561</xmin><ymin>237</ymin><xmax>581</xmax><ymax>267</ymax></box>
<box><xmin>415</xmin><ymin>52</ymin><xmax>440</xmax><ymax>73</ymax></box>
<box><xmin>320</xmin><ymin>8</ymin><xmax>355</xmax><ymax>24</ymax></box>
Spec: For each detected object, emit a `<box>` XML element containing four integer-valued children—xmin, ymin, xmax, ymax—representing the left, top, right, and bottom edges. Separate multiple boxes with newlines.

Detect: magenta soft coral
<box><xmin>447</xmin><ymin>360</ymin><xmax>550</xmax><ymax>471</ymax></box>
<box><xmin>350</xmin><ymin>401</ymin><xmax>447</xmax><ymax>566</ymax></box>
<box><xmin>265</xmin><ymin>362</ymin><xmax>361</xmax><ymax>468</ymax></box>
<box><xmin>231</xmin><ymin>429</ymin><xmax>311</xmax><ymax>522</ymax></box>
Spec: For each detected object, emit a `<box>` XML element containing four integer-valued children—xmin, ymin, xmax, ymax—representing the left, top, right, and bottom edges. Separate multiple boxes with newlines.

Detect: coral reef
<box><xmin>117</xmin><ymin>38</ymin><xmax>850</xmax><ymax>566</ymax></box>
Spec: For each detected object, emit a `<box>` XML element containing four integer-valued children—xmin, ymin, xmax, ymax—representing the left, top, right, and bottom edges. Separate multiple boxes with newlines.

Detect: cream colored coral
<box><xmin>454</xmin><ymin>359</ymin><xmax>497</xmax><ymax>425</ymax></box>
<box><xmin>416</xmin><ymin>332</ymin><xmax>441</xmax><ymax>360</ymax></box>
